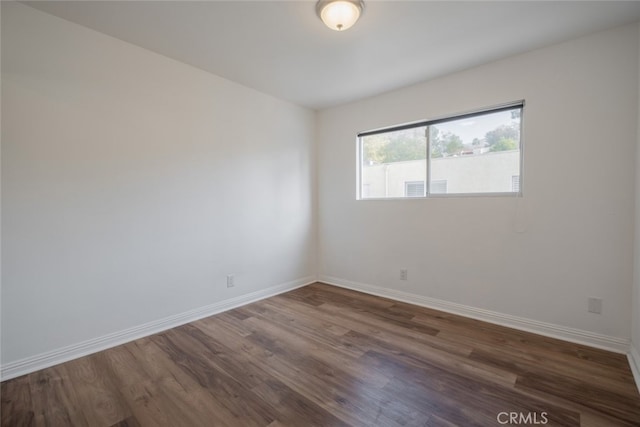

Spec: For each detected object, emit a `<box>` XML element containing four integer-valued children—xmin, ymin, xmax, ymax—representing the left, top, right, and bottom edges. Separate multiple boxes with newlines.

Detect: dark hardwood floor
<box><xmin>2</xmin><ymin>283</ymin><xmax>640</xmax><ymax>426</ymax></box>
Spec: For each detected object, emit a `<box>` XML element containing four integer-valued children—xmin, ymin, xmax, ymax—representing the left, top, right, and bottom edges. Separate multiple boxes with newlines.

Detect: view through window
<box><xmin>358</xmin><ymin>103</ymin><xmax>523</xmax><ymax>199</ymax></box>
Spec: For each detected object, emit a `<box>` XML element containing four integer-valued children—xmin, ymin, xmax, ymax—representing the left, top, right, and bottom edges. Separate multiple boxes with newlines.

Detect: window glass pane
<box><xmin>431</xmin><ymin>179</ymin><xmax>448</xmax><ymax>194</ymax></box>
<box><xmin>429</xmin><ymin>108</ymin><xmax>521</xmax><ymax>194</ymax></box>
<box><xmin>512</xmin><ymin>175</ymin><xmax>520</xmax><ymax>192</ymax></box>
<box><xmin>357</xmin><ymin>103</ymin><xmax>523</xmax><ymax>199</ymax></box>
<box><xmin>360</xmin><ymin>126</ymin><xmax>427</xmax><ymax>199</ymax></box>
<box><xmin>405</xmin><ymin>181</ymin><xmax>425</xmax><ymax>197</ymax></box>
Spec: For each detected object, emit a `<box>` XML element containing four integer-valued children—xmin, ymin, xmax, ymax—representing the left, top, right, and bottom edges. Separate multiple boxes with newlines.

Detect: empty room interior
<box><xmin>3</xmin><ymin>1</ymin><xmax>640</xmax><ymax>426</ymax></box>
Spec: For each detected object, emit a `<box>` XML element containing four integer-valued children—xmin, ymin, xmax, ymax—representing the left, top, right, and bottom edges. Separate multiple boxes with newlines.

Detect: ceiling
<box><xmin>22</xmin><ymin>1</ymin><xmax>640</xmax><ymax>110</ymax></box>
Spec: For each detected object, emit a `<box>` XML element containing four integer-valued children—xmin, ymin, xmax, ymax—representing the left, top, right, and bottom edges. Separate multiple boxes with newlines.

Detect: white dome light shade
<box><xmin>316</xmin><ymin>0</ymin><xmax>364</xmax><ymax>31</ymax></box>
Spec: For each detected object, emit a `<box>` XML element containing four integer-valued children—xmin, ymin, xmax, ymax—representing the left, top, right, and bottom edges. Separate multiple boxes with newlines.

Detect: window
<box><xmin>362</xmin><ymin>183</ymin><xmax>371</xmax><ymax>198</ymax></box>
<box><xmin>511</xmin><ymin>175</ymin><xmax>520</xmax><ymax>193</ymax></box>
<box><xmin>431</xmin><ymin>179</ymin><xmax>448</xmax><ymax>194</ymax></box>
<box><xmin>405</xmin><ymin>181</ymin><xmax>425</xmax><ymax>197</ymax></box>
<box><xmin>358</xmin><ymin>102</ymin><xmax>523</xmax><ymax>199</ymax></box>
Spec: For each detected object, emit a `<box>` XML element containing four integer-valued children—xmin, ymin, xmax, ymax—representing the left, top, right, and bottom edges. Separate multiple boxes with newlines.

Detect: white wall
<box><xmin>632</xmin><ymin>22</ymin><xmax>640</xmax><ymax>377</ymax></box>
<box><xmin>318</xmin><ymin>23</ymin><xmax>638</xmax><ymax>343</ymax></box>
<box><xmin>3</xmin><ymin>1</ymin><xmax>639</xmax><ymax>378</ymax></box>
<box><xmin>1</xmin><ymin>3</ymin><xmax>315</xmax><ymax>365</ymax></box>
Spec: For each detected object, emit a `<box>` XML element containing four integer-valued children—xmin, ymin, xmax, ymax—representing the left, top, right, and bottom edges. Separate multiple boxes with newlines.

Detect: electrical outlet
<box><xmin>226</xmin><ymin>274</ymin><xmax>235</xmax><ymax>288</ymax></box>
<box><xmin>588</xmin><ymin>297</ymin><xmax>602</xmax><ymax>314</ymax></box>
<box><xmin>400</xmin><ymin>269</ymin><xmax>408</xmax><ymax>281</ymax></box>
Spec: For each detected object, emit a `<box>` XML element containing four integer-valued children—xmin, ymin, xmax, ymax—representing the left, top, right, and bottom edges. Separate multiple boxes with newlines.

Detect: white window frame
<box><xmin>357</xmin><ymin>101</ymin><xmax>524</xmax><ymax>200</ymax></box>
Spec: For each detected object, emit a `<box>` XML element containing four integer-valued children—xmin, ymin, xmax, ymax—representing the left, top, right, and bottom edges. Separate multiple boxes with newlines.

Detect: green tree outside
<box><xmin>362</xmin><ymin>127</ymin><xmax>426</xmax><ymax>164</ymax></box>
<box><xmin>489</xmin><ymin>137</ymin><xmax>518</xmax><ymax>152</ymax></box>
<box><xmin>362</xmin><ymin>119</ymin><xmax>519</xmax><ymax>164</ymax></box>
<box><xmin>484</xmin><ymin>124</ymin><xmax>519</xmax><ymax>149</ymax></box>
<box><xmin>430</xmin><ymin>127</ymin><xmax>464</xmax><ymax>158</ymax></box>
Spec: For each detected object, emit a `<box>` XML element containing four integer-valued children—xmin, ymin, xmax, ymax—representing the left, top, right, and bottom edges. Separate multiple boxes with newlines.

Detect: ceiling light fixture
<box><xmin>316</xmin><ymin>0</ymin><xmax>364</xmax><ymax>32</ymax></box>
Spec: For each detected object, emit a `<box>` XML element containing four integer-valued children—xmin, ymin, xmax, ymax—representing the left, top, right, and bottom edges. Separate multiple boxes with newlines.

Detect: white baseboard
<box><xmin>1</xmin><ymin>276</ymin><xmax>316</xmax><ymax>382</ymax></box>
<box><xmin>319</xmin><ymin>275</ymin><xmax>630</xmax><ymax>354</ymax></box>
<box><xmin>629</xmin><ymin>344</ymin><xmax>640</xmax><ymax>394</ymax></box>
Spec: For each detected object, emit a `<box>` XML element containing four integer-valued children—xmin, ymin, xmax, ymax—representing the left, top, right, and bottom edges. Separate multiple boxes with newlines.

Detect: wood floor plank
<box><xmin>241</xmin><ymin>323</ymin><xmax>404</xmax><ymax>426</ymax></box>
<box><xmin>249</xmin><ymin>378</ymin><xmax>349</xmax><ymax>427</ymax></box>
<box><xmin>2</xmin><ymin>282</ymin><xmax>639</xmax><ymax>427</ymax></box>
<box><xmin>315</xmin><ymin>299</ymin><xmax>472</xmax><ymax>356</ymax></box>
<box><xmin>110</xmin><ymin>415</ymin><xmax>142</xmax><ymax>427</ymax></box>
<box><xmin>366</xmin><ymin>351</ymin><xmax>580</xmax><ymax>427</ymax></box>
<box><xmin>252</xmin><ymin>338</ymin><xmax>402</xmax><ymax>426</ymax></box>
<box><xmin>344</xmin><ymin>329</ymin><xmax>518</xmax><ymax>388</ymax></box>
<box><xmin>417</xmin><ymin>313</ymin><xmax>632</xmax><ymax>373</ymax></box>
<box><xmin>241</xmin><ymin>310</ymin><xmax>391</xmax><ymax>389</ymax></box>
<box><xmin>150</xmin><ymin>330</ymin><xmax>278</xmax><ymax>427</ymax></box>
<box><xmin>510</xmin><ymin>380</ymin><xmax>640</xmax><ymax>427</ymax></box>
<box><xmin>99</xmin><ymin>341</ymin><xmax>227</xmax><ymax>426</ymax></box>
<box><xmin>1</xmin><ymin>375</ymin><xmax>34</xmax><ymax>427</ymax></box>
<box><xmin>28</xmin><ymin>366</ymin><xmax>89</xmax><ymax>427</ymax></box>
<box><xmin>193</xmin><ymin>316</ymin><xmax>402</xmax><ymax>424</ymax></box>
<box><xmin>60</xmin><ymin>354</ymin><xmax>132</xmax><ymax>426</ymax></box>
<box><xmin>516</xmin><ymin>370</ymin><xmax>640</xmax><ymax>424</ymax></box>
<box><xmin>305</xmin><ymin>283</ymin><xmax>398</xmax><ymax>309</ymax></box>
<box><xmin>241</xmin><ymin>299</ymin><xmax>367</xmax><ymax>360</ymax></box>
<box><xmin>469</xmin><ymin>347</ymin><xmax>639</xmax><ymax>400</ymax></box>
<box><xmin>271</xmin><ymin>297</ymin><xmax>475</xmax><ymax>370</ymax></box>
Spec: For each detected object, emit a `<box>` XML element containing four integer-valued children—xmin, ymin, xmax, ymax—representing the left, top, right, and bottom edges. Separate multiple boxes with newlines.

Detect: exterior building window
<box><xmin>512</xmin><ymin>175</ymin><xmax>520</xmax><ymax>192</ymax></box>
<box><xmin>431</xmin><ymin>180</ymin><xmax>448</xmax><ymax>194</ymax></box>
<box><xmin>362</xmin><ymin>183</ymin><xmax>371</xmax><ymax>198</ymax></box>
<box><xmin>405</xmin><ymin>181</ymin><xmax>425</xmax><ymax>197</ymax></box>
<box><xmin>358</xmin><ymin>102</ymin><xmax>523</xmax><ymax>199</ymax></box>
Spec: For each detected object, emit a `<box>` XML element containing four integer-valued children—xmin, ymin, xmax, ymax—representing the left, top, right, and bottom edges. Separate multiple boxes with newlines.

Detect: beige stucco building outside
<box><xmin>361</xmin><ymin>149</ymin><xmax>520</xmax><ymax>198</ymax></box>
